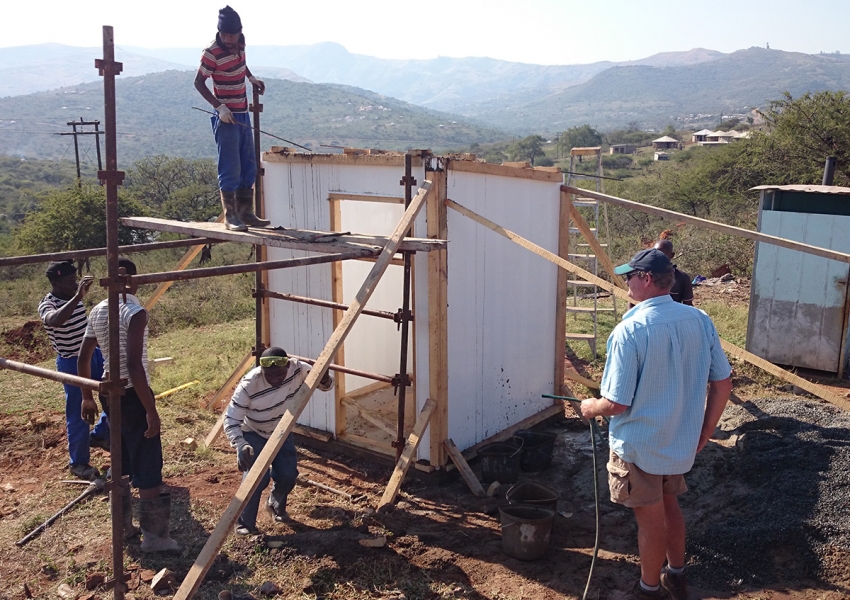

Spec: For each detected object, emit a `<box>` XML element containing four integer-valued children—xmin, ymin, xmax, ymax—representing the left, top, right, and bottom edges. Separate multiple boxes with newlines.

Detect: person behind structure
<box><xmin>653</xmin><ymin>239</ymin><xmax>693</xmax><ymax>305</ymax></box>
<box><xmin>194</xmin><ymin>5</ymin><xmax>270</xmax><ymax>232</ymax></box>
<box><xmin>224</xmin><ymin>346</ymin><xmax>334</xmax><ymax>535</ymax></box>
<box><xmin>581</xmin><ymin>248</ymin><xmax>732</xmax><ymax>600</ymax></box>
<box><xmin>77</xmin><ymin>257</ymin><xmax>181</xmax><ymax>553</ymax></box>
<box><xmin>38</xmin><ymin>260</ymin><xmax>110</xmax><ymax>481</ymax></box>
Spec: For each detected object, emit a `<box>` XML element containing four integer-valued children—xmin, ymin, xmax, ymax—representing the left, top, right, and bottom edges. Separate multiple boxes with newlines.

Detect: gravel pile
<box><xmin>686</xmin><ymin>397</ymin><xmax>850</xmax><ymax>588</ymax></box>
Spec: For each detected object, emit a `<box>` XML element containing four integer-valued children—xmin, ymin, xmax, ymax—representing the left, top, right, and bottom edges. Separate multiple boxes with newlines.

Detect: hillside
<box><xmin>0</xmin><ymin>71</ymin><xmax>506</xmax><ymax>163</ymax></box>
<box><xmin>464</xmin><ymin>48</ymin><xmax>850</xmax><ymax>132</ymax></box>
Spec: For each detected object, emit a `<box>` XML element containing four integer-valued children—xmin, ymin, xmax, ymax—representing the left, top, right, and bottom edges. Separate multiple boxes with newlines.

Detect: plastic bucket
<box><xmin>505</xmin><ymin>481</ymin><xmax>560</xmax><ymax>511</ymax></box>
<box><xmin>478</xmin><ymin>439</ymin><xmax>523</xmax><ymax>483</ymax></box>
<box><xmin>515</xmin><ymin>429</ymin><xmax>556</xmax><ymax>471</ymax></box>
<box><xmin>499</xmin><ymin>504</ymin><xmax>555</xmax><ymax>560</ymax></box>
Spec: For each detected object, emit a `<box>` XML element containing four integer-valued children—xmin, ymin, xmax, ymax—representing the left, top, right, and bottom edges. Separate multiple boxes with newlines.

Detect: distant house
<box><xmin>610</xmin><ymin>144</ymin><xmax>637</xmax><ymax>155</ymax></box>
<box><xmin>652</xmin><ymin>135</ymin><xmax>678</xmax><ymax>149</ymax></box>
<box><xmin>654</xmin><ymin>151</ymin><xmax>670</xmax><ymax>161</ymax></box>
<box><xmin>699</xmin><ymin>130</ymin><xmax>746</xmax><ymax>145</ymax></box>
<box><xmin>692</xmin><ymin>129</ymin><xmax>714</xmax><ymax>143</ymax></box>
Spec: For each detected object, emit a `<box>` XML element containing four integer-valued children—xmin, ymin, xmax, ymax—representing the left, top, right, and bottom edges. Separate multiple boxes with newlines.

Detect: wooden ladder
<box><xmin>564</xmin><ymin>147</ymin><xmax>617</xmax><ymax>357</ymax></box>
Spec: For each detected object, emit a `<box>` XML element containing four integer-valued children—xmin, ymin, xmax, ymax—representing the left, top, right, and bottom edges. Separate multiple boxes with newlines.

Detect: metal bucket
<box><xmin>478</xmin><ymin>438</ymin><xmax>523</xmax><ymax>484</ymax></box>
<box><xmin>499</xmin><ymin>504</ymin><xmax>555</xmax><ymax>560</ymax></box>
<box><xmin>505</xmin><ymin>481</ymin><xmax>560</xmax><ymax>511</ymax></box>
<box><xmin>515</xmin><ymin>429</ymin><xmax>556</xmax><ymax>471</ymax></box>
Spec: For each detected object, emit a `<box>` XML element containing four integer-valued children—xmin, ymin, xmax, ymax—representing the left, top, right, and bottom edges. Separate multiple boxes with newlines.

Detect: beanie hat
<box><xmin>218</xmin><ymin>6</ymin><xmax>242</xmax><ymax>33</ymax></box>
<box><xmin>46</xmin><ymin>260</ymin><xmax>76</xmax><ymax>280</ymax></box>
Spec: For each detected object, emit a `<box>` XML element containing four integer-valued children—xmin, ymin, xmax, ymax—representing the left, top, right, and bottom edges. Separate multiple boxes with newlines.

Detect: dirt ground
<box><xmin>1</xmin><ymin>277</ymin><xmax>849</xmax><ymax>599</ymax></box>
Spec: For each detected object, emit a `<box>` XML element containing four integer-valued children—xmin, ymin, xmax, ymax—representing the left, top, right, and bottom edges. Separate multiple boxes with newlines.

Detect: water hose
<box><xmin>542</xmin><ymin>393</ymin><xmax>603</xmax><ymax>600</ymax></box>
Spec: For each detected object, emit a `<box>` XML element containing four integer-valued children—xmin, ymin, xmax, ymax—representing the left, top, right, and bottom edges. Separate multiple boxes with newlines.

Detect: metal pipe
<box><xmin>394</xmin><ymin>153</ymin><xmax>415</xmax><ymax>460</ymax></box>
<box><xmin>16</xmin><ymin>478</ymin><xmax>105</xmax><ymax>546</ymax></box>
<box><xmin>823</xmin><ymin>156</ymin><xmax>837</xmax><ymax>186</ymax></box>
<box><xmin>191</xmin><ymin>106</ymin><xmax>312</xmax><ymax>153</ymax></box>
<box><xmin>106</xmin><ymin>250</ymin><xmax>375</xmax><ymax>286</ymax></box>
<box><xmin>251</xmin><ymin>84</ymin><xmax>265</xmax><ymax>367</ymax></box>
<box><xmin>0</xmin><ymin>238</ymin><xmax>215</xmax><ymax>268</ymax></box>
<box><xmin>96</xmin><ymin>26</ymin><xmax>126</xmax><ymax>599</ymax></box>
<box><xmin>0</xmin><ymin>357</ymin><xmax>103</xmax><ymax>392</ymax></box>
<box><xmin>287</xmin><ymin>354</ymin><xmax>394</xmax><ymax>384</ymax></box>
<box><xmin>259</xmin><ymin>290</ymin><xmax>402</xmax><ymax>321</ymax></box>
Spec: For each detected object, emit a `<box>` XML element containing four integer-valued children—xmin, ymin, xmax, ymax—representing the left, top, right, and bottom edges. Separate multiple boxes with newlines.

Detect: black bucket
<box><xmin>478</xmin><ymin>438</ymin><xmax>523</xmax><ymax>483</ymax></box>
<box><xmin>505</xmin><ymin>481</ymin><xmax>560</xmax><ymax>511</ymax></box>
<box><xmin>500</xmin><ymin>504</ymin><xmax>555</xmax><ymax>560</ymax></box>
<box><xmin>515</xmin><ymin>429</ymin><xmax>556</xmax><ymax>471</ymax></box>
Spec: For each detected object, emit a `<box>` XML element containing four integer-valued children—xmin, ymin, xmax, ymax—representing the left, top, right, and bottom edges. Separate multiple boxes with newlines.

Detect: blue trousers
<box><xmin>237</xmin><ymin>429</ymin><xmax>298</xmax><ymax>530</ymax></box>
<box><xmin>211</xmin><ymin>112</ymin><xmax>256</xmax><ymax>192</ymax></box>
<box><xmin>58</xmin><ymin>349</ymin><xmax>109</xmax><ymax>467</ymax></box>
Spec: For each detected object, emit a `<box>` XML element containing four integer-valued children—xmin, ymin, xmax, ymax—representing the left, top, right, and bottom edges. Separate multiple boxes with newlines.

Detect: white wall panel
<box><xmin>445</xmin><ymin>171</ymin><xmax>560</xmax><ymax>451</ymax></box>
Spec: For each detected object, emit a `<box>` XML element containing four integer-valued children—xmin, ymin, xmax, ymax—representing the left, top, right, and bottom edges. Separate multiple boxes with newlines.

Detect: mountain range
<box><xmin>1</xmin><ymin>43</ymin><xmax>849</xmax><ymax>160</ymax></box>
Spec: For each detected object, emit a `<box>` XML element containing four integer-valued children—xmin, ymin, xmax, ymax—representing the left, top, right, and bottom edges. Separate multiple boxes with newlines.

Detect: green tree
<box><xmin>558</xmin><ymin>125</ymin><xmax>602</xmax><ymax>156</ymax></box>
<box><xmin>508</xmin><ymin>135</ymin><xmax>546</xmax><ymax>165</ymax></box>
<box><xmin>661</xmin><ymin>124</ymin><xmax>677</xmax><ymax>138</ymax></box>
<box><xmin>14</xmin><ymin>184</ymin><xmax>149</xmax><ymax>255</ymax></box>
<box><xmin>124</xmin><ymin>156</ymin><xmax>220</xmax><ymax>222</ymax></box>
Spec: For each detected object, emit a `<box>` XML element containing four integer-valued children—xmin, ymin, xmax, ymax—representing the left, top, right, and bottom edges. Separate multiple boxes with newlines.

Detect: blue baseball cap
<box><xmin>614</xmin><ymin>248</ymin><xmax>672</xmax><ymax>275</ymax></box>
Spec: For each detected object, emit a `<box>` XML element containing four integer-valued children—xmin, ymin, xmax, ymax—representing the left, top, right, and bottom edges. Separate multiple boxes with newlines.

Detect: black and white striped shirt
<box><xmin>223</xmin><ymin>360</ymin><xmax>333</xmax><ymax>446</ymax></box>
<box><xmin>38</xmin><ymin>293</ymin><xmax>88</xmax><ymax>358</ymax></box>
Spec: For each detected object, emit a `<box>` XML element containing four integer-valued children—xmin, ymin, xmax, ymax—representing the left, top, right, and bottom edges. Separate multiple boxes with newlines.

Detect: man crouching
<box><xmin>224</xmin><ymin>346</ymin><xmax>333</xmax><ymax>535</ymax></box>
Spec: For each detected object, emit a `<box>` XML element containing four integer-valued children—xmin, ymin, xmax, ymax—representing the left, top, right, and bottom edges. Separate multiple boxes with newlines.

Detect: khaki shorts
<box><xmin>607</xmin><ymin>451</ymin><xmax>687</xmax><ymax>508</ymax></box>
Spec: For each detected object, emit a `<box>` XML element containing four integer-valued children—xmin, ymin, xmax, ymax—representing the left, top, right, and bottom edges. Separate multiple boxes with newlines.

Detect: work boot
<box><xmin>660</xmin><ymin>568</ymin><xmax>688</xmax><ymax>600</ymax></box>
<box><xmin>89</xmin><ymin>434</ymin><xmax>110</xmax><ymax>451</ymax></box>
<box><xmin>112</xmin><ymin>487</ymin><xmax>140</xmax><ymax>541</ymax></box>
<box><xmin>139</xmin><ymin>493</ymin><xmax>182</xmax><ymax>553</ymax></box>
<box><xmin>235</xmin><ymin>188</ymin><xmax>271</xmax><ymax>227</ymax></box>
<box><xmin>609</xmin><ymin>581</ymin><xmax>669</xmax><ymax>600</ymax></box>
<box><xmin>265</xmin><ymin>485</ymin><xmax>291</xmax><ymax>523</ymax></box>
<box><xmin>70</xmin><ymin>463</ymin><xmax>98</xmax><ymax>481</ymax></box>
<box><xmin>220</xmin><ymin>190</ymin><xmax>247</xmax><ymax>232</ymax></box>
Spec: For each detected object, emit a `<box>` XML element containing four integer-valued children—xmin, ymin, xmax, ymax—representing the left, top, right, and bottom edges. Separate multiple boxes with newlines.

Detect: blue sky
<box><xmin>4</xmin><ymin>0</ymin><xmax>847</xmax><ymax>65</ymax></box>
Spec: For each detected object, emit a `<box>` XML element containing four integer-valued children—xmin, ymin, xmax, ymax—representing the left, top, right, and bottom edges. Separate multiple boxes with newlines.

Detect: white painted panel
<box><xmin>445</xmin><ymin>171</ymin><xmax>561</xmax><ymax>451</ymax></box>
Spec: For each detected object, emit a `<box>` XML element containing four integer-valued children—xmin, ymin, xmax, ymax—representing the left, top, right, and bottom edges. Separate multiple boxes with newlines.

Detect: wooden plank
<box><xmin>203</xmin><ymin>411</ymin><xmax>227</xmax><ymax>448</ymax></box>
<box><xmin>144</xmin><ymin>213</ymin><xmax>225</xmax><ymax>310</ymax></box>
<box><xmin>262</xmin><ymin>152</ymin><xmax>422</xmax><ymax>167</ymax></box>
<box><xmin>561</xmin><ymin>185</ymin><xmax>850</xmax><ymax>266</ymax></box>
<box><xmin>426</xmin><ymin>167</ymin><xmax>449</xmax><ymax>467</ymax></box>
<box><xmin>329</xmin><ymin>196</ymin><xmax>347</xmax><ymax>438</ymax></box>
<box><xmin>565</xmin><ymin>370</ymin><xmax>601</xmax><ymax>390</ymax></box>
<box><xmin>292</xmin><ymin>424</ymin><xmax>333</xmax><ymax>443</ymax></box>
<box><xmin>555</xmin><ymin>191</ymin><xmax>570</xmax><ymax>401</ymax></box>
<box><xmin>570</xmin><ymin>147</ymin><xmax>602</xmax><ymax>156</ymax></box>
<box><xmin>463</xmin><ymin>405</ymin><xmax>564</xmax><ymax>460</ymax></box>
<box><xmin>205</xmin><ymin>353</ymin><xmax>254</xmax><ymax>410</ymax></box>
<box><xmin>338</xmin><ymin>432</ymin><xmax>396</xmax><ymax>455</ymax></box>
<box><xmin>447</xmin><ymin>159</ymin><xmax>563</xmax><ymax>182</ymax></box>
<box><xmin>443</xmin><ymin>439</ymin><xmax>486</xmax><ymax>497</ymax></box>
<box><xmin>378</xmin><ymin>398</ymin><xmax>437</xmax><ymax>508</ymax></box>
<box><xmin>342</xmin><ymin>397</ymin><xmax>397</xmax><ymax>437</ymax></box>
<box><xmin>328</xmin><ymin>192</ymin><xmax>405</xmax><ymax>204</ymax></box>
<box><xmin>719</xmin><ymin>339</ymin><xmax>850</xmax><ymax>411</ymax></box>
<box><xmin>174</xmin><ymin>181</ymin><xmax>432</xmax><ymax>599</ymax></box>
<box><xmin>564</xmin><ymin>191</ymin><xmax>626</xmax><ymax>290</ymax></box>
<box><xmin>345</xmin><ymin>381</ymin><xmax>392</xmax><ymax>400</ymax></box>
<box><xmin>121</xmin><ymin>217</ymin><xmax>446</xmax><ymax>254</ymax></box>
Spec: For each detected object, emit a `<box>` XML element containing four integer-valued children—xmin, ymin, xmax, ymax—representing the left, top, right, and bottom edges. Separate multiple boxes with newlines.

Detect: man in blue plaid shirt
<box><xmin>581</xmin><ymin>248</ymin><xmax>732</xmax><ymax>600</ymax></box>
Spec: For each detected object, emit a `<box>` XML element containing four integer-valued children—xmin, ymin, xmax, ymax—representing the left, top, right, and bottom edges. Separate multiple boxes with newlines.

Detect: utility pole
<box><xmin>57</xmin><ymin>118</ymin><xmax>103</xmax><ymax>186</ymax></box>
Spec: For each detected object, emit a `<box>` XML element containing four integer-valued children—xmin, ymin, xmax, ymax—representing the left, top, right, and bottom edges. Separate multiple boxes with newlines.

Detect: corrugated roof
<box><xmin>750</xmin><ymin>184</ymin><xmax>850</xmax><ymax>194</ymax></box>
<box><xmin>652</xmin><ymin>136</ymin><xmax>678</xmax><ymax>143</ymax></box>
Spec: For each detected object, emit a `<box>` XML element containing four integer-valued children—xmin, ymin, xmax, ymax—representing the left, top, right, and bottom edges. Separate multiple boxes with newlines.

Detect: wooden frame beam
<box><xmin>378</xmin><ymin>398</ymin><xmax>437</xmax><ymax>508</ymax></box>
<box><xmin>328</xmin><ymin>192</ymin><xmax>404</xmax><ymax>204</ymax></box>
<box><xmin>121</xmin><ymin>217</ymin><xmax>446</xmax><ymax>255</ymax></box>
<box><xmin>447</xmin><ymin>159</ymin><xmax>563</xmax><ymax>182</ymax></box>
<box><xmin>444</xmin><ymin>439</ymin><xmax>486</xmax><ymax>498</ymax></box>
<box><xmin>342</xmin><ymin>397</ymin><xmax>397</xmax><ymax>437</ymax></box>
<box><xmin>174</xmin><ymin>180</ymin><xmax>432</xmax><ymax>599</ymax></box>
<box><xmin>563</xmin><ymin>190</ymin><xmax>626</xmax><ymax>290</ymax></box>
<box><xmin>562</xmin><ymin>185</ymin><xmax>850</xmax><ymax>266</ymax></box>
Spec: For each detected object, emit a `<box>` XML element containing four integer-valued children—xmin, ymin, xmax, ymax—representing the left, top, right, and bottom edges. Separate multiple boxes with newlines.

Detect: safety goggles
<box><xmin>259</xmin><ymin>356</ymin><xmax>290</xmax><ymax>368</ymax></box>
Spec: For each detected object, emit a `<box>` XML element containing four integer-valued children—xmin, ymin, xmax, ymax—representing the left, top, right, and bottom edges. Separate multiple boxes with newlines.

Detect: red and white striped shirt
<box><xmin>198</xmin><ymin>36</ymin><xmax>248</xmax><ymax>113</ymax></box>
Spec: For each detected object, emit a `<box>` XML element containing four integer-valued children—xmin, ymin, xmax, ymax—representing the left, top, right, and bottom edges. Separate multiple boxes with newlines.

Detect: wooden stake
<box><xmin>443</xmin><ymin>439</ymin><xmax>485</xmax><ymax>498</ymax></box>
<box><xmin>174</xmin><ymin>181</ymin><xmax>431</xmax><ymax>599</ymax></box>
<box><xmin>378</xmin><ymin>398</ymin><xmax>437</xmax><ymax>509</ymax></box>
